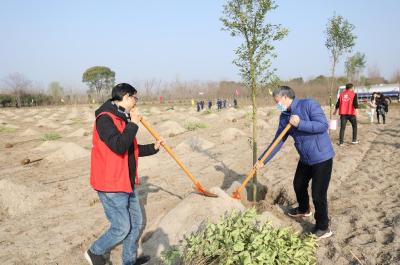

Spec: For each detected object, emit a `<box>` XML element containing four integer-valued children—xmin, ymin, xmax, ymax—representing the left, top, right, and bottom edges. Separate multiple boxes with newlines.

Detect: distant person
<box><xmin>333</xmin><ymin>83</ymin><xmax>359</xmax><ymax>146</ymax></box>
<box><xmin>223</xmin><ymin>99</ymin><xmax>227</xmax><ymax>108</ymax></box>
<box><xmin>85</xmin><ymin>83</ymin><xmax>165</xmax><ymax>265</ymax></box>
<box><xmin>368</xmin><ymin>92</ymin><xmax>377</xmax><ymax>123</ymax></box>
<box><xmin>196</xmin><ymin>101</ymin><xmax>200</xmax><ymax>112</ymax></box>
<box><xmin>208</xmin><ymin>100</ymin><xmax>212</xmax><ymax>109</ymax></box>
<box><xmin>217</xmin><ymin>98</ymin><xmax>222</xmax><ymax>110</ymax></box>
<box><xmin>375</xmin><ymin>93</ymin><xmax>388</xmax><ymax>124</ymax></box>
<box><xmin>233</xmin><ymin>98</ymin><xmax>238</xmax><ymax>108</ymax></box>
<box><xmin>255</xmin><ymin>86</ymin><xmax>335</xmax><ymax>240</ymax></box>
<box><xmin>200</xmin><ymin>100</ymin><xmax>204</xmax><ymax>110</ymax></box>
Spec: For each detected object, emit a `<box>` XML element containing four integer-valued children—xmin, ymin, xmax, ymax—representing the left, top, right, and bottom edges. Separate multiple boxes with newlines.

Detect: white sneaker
<box><xmin>351</xmin><ymin>141</ymin><xmax>359</xmax><ymax>144</ymax></box>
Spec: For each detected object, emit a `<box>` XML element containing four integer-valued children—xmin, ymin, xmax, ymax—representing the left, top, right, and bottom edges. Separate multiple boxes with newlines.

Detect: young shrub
<box><xmin>0</xmin><ymin>126</ymin><xmax>16</xmax><ymax>133</ymax></box>
<box><xmin>162</xmin><ymin>208</ymin><xmax>317</xmax><ymax>265</ymax></box>
<box><xmin>41</xmin><ymin>132</ymin><xmax>61</xmax><ymax>141</ymax></box>
<box><xmin>184</xmin><ymin>122</ymin><xmax>208</xmax><ymax>131</ymax></box>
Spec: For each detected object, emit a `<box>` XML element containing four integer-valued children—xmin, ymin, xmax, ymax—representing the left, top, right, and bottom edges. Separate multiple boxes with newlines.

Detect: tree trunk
<box><xmin>329</xmin><ymin>58</ymin><xmax>337</xmax><ymax>122</ymax></box>
<box><xmin>250</xmin><ymin>59</ymin><xmax>257</xmax><ymax>202</ymax></box>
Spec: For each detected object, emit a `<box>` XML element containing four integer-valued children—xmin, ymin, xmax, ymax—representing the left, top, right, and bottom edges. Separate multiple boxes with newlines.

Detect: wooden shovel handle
<box><xmin>233</xmin><ymin>123</ymin><xmax>292</xmax><ymax>197</ymax></box>
<box><xmin>140</xmin><ymin>117</ymin><xmax>200</xmax><ymax>185</ymax></box>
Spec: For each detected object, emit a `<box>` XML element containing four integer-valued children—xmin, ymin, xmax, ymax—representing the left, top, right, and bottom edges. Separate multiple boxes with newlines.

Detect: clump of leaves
<box><xmin>185</xmin><ymin>122</ymin><xmax>208</xmax><ymax>131</ymax></box>
<box><xmin>0</xmin><ymin>126</ymin><xmax>16</xmax><ymax>133</ymax></box>
<box><xmin>201</xmin><ymin>109</ymin><xmax>212</xmax><ymax>115</ymax></box>
<box><xmin>358</xmin><ymin>103</ymin><xmax>368</xmax><ymax>109</ymax></box>
<box><xmin>41</xmin><ymin>132</ymin><xmax>61</xmax><ymax>141</ymax></box>
<box><xmin>161</xmin><ymin>208</ymin><xmax>317</xmax><ymax>265</ymax></box>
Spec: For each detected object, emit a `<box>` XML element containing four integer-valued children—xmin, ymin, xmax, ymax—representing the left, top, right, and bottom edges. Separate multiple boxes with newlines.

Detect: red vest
<box><xmin>90</xmin><ymin>112</ymin><xmax>139</xmax><ymax>193</ymax></box>
<box><xmin>339</xmin><ymin>89</ymin><xmax>356</xmax><ymax>115</ymax></box>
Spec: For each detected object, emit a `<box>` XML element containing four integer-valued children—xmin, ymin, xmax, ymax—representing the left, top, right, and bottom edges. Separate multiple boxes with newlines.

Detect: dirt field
<box><xmin>0</xmin><ymin>102</ymin><xmax>399</xmax><ymax>265</ymax></box>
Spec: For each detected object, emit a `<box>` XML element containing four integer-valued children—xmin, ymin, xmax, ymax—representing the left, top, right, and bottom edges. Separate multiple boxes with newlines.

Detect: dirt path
<box><xmin>316</xmin><ymin>108</ymin><xmax>400</xmax><ymax>264</ymax></box>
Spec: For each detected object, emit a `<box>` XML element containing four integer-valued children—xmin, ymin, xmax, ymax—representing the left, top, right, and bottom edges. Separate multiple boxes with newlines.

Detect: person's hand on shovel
<box><xmin>154</xmin><ymin>137</ymin><xmax>166</xmax><ymax>150</ymax></box>
<box><xmin>130</xmin><ymin>107</ymin><xmax>142</xmax><ymax>124</ymax></box>
<box><xmin>254</xmin><ymin>160</ymin><xmax>264</xmax><ymax>171</ymax></box>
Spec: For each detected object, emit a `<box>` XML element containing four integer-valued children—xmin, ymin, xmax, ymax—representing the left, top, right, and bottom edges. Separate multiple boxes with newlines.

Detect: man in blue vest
<box><xmin>255</xmin><ymin>86</ymin><xmax>335</xmax><ymax>239</ymax></box>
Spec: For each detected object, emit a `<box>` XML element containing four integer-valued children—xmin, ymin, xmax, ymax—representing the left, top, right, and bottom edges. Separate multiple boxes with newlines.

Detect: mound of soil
<box><xmin>19</xmin><ymin>128</ymin><xmax>40</xmax><ymax>137</ymax></box>
<box><xmin>158</xmin><ymin>120</ymin><xmax>185</xmax><ymax>136</ymax></box>
<box><xmin>221</xmin><ymin>128</ymin><xmax>246</xmax><ymax>142</ymax></box>
<box><xmin>34</xmin><ymin>140</ymin><xmax>66</xmax><ymax>152</ymax></box>
<box><xmin>67</xmin><ymin>128</ymin><xmax>88</xmax><ymax>137</ymax></box>
<box><xmin>141</xmin><ymin>187</ymin><xmax>245</xmax><ymax>257</ymax></box>
<box><xmin>175</xmin><ymin>136</ymin><xmax>215</xmax><ymax>153</ymax></box>
<box><xmin>45</xmin><ymin>142</ymin><xmax>89</xmax><ymax>163</ymax></box>
<box><xmin>0</xmin><ymin>179</ymin><xmax>51</xmax><ymax>217</ymax></box>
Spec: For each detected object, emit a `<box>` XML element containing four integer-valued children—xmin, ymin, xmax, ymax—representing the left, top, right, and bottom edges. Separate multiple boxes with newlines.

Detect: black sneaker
<box><xmin>84</xmin><ymin>249</ymin><xmax>106</xmax><ymax>265</ymax></box>
<box><xmin>311</xmin><ymin>227</ymin><xmax>333</xmax><ymax>240</ymax></box>
<box><xmin>287</xmin><ymin>207</ymin><xmax>312</xmax><ymax>218</ymax></box>
<box><xmin>135</xmin><ymin>255</ymin><xmax>151</xmax><ymax>265</ymax></box>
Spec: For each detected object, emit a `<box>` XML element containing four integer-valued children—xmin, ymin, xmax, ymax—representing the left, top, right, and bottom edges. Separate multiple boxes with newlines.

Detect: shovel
<box><xmin>232</xmin><ymin>123</ymin><xmax>292</xmax><ymax>199</ymax></box>
<box><xmin>140</xmin><ymin>117</ymin><xmax>218</xmax><ymax>198</ymax></box>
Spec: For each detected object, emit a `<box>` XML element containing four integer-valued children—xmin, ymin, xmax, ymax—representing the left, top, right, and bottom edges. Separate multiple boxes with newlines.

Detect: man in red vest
<box><xmin>85</xmin><ymin>83</ymin><xmax>164</xmax><ymax>265</ymax></box>
<box><xmin>333</xmin><ymin>83</ymin><xmax>359</xmax><ymax>146</ymax></box>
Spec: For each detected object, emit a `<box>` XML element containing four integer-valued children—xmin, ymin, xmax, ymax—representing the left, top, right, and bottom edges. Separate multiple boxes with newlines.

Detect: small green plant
<box><xmin>41</xmin><ymin>132</ymin><xmax>61</xmax><ymax>141</ymax></box>
<box><xmin>266</xmin><ymin>109</ymin><xmax>276</xmax><ymax>117</ymax></box>
<box><xmin>71</xmin><ymin>117</ymin><xmax>84</xmax><ymax>124</ymax></box>
<box><xmin>201</xmin><ymin>109</ymin><xmax>212</xmax><ymax>115</ymax></box>
<box><xmin>245</xmin><ymin>111</ymin><xmax>252</xmax><ymax>120</ymax></box>
<box><xmin>0</xmin><ymin>126</ymin><xmax>16</xmax><ymax>133</ymax></box>
<box><xmin>162</xmin><ymin>208</ymin><xmax>317</xmax><ymax>265</ymax></box>
<box><xmin>185</xmin><ymin>122</ymin><xmax>208</xmax><ymax>131</ymax></box>
<box><xmin>358</xmin><ymin>103</ymin><xmax>367</xmax><ymax>109</ymax></box>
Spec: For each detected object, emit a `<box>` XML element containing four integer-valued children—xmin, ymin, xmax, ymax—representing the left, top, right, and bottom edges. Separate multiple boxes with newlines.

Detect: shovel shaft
<box><xmin>140</xmin><ymin>117</ymin><xmax>200</xmax><ymax>186</ymax></box>
<box><xmin>234</xmin><ymin>124</ymin><xmax>292</xmax><ymax>196</ymax></box>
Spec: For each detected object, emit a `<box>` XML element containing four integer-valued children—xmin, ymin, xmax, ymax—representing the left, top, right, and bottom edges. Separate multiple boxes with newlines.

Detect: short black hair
<box><xmin>272</xmin><ymin>86</ymin><xmax>295</xmax><ymax>99</ymax></box>
<box><xmin>111</xmin><ymin>83</ymin><xmax>137</xmax><ymax>101</ymax></box>
<box><xmin>345</xmin><ymin>83</ymin><xmax>354</xmax><ymax>90</ymax></box>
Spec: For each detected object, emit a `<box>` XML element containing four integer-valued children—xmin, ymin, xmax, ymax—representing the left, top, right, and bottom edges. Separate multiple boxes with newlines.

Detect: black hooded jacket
<box><xmin>94</xmin><ymin>100</ymin><xmax>158</xmax><ymax>190</ymax></box>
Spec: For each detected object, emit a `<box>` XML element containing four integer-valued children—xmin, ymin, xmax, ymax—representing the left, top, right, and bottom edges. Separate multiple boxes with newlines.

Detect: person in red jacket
<box><xmin>333</xmin><ymin>83</ymin><xmax>359</xmax><ymax>146</ymax></box>
<box><xmin>85</xmin><ymin>83</ymin><xmax>164</xmax><ymax>265</ymax></box>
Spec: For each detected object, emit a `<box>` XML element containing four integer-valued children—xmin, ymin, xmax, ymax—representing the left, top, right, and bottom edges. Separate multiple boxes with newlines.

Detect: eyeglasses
<box><xmin>130</xmin><ymin>95</ymin><xmax>139</xmax><ymax>101</ymax></box>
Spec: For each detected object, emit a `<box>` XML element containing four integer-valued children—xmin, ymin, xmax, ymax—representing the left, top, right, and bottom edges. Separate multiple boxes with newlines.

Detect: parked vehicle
<box><xmin>337</xmin><ymin>83</ymin><xmax>399</xmax><ymax>103</ymax></box>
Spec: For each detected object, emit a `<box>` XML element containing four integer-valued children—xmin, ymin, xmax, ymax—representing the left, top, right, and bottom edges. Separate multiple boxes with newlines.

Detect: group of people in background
<box><xmin>196</xmin><ymin>98</ymin><xmax>238</xmax><ymax>112</ymax></box>
<box><xmin>333</xmin><ymin>83</ymin><xmax>391</xmax><ymax>147</ymax></box>
<box><xmin>368</xmin><ymin>92</ymin><xmax>389</xmax><ymax>124</ymax></box>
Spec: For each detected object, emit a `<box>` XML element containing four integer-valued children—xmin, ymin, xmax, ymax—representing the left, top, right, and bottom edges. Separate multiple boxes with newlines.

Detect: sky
<box><xmin>0</xmin><ymin>0</ymin><xmax>399</xmax><ymax>91</ymax></box>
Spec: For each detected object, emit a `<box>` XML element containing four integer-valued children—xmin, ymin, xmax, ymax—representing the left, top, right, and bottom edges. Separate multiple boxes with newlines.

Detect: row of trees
<box><xmin>0</xmin><ymin>73</ymin><xmax>86</xmax><ymax>107</ymax></box>
<box><xmin>1</xmin><ymin>69</ymin><xmax>396</xmax><ymax>108</ymax></box>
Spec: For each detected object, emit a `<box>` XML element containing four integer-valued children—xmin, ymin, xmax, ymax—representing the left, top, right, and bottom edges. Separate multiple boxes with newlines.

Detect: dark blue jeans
<box><xmin>90</xmin><ymin>189</ymin><xmax>143</xmax><ymax>265</ymax></box>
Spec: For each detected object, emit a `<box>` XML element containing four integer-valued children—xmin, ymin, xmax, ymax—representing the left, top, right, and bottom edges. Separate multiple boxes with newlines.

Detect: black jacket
<box><xmin>95</xmin><ymin>100</ymin><xmax>158</xmax><ymax>190</ymax></box>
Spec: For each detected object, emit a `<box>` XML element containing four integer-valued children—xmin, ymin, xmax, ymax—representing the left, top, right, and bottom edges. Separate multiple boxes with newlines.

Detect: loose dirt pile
<box><xmin>45</xmin><ymin>142</ymin><xmax>89</xmax><ymax>163</ymax></box>
<box><xmin>0</xmin><ymin>179</ymin><xmax>51</xmax><ymax>217</ymax></box>
<box><xmin>141</xmin><ymin>187</ymin><xmax>246</xmax><ymax>258</ymax></box>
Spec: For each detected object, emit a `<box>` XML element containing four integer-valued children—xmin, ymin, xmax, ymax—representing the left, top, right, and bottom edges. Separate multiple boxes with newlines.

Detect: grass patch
<box><xmin>185</xmin><ymin>122</ymin><xmax>208</xmax><ymax>131</ymax></box>
<box><xmin>161</xmin><ymin>208</ymin><xmax>317</xmax><ymax>265</ymax></box>
<box><xmin>41</xmin><ymin>132</ymin><xmax>61</xmax><ymax>141</ymax></box>
<box><xmin>0</xmin><ymin>126</ymin><xmax>16</xmax><ymax>133</ymax></box>
<box><xmin>358</xmin><ymin>103</ymin><xmax>368</xmax><ymax>109</ymax></box>
<box><xmin>201</xmin><ymin>109</ymin><xmax>212</xmax><ymax>115</ymax></box>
